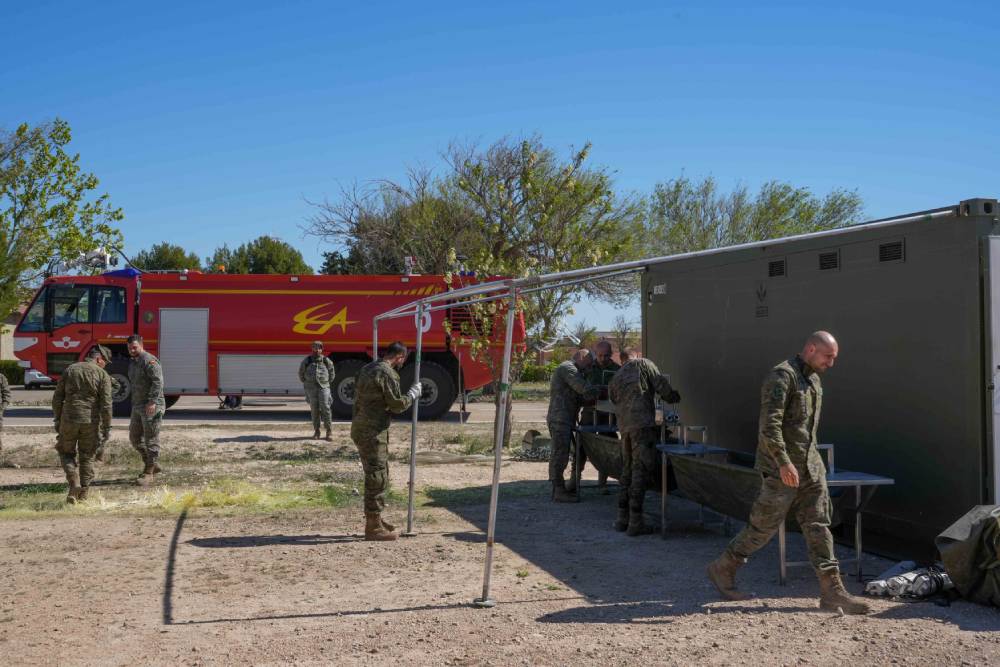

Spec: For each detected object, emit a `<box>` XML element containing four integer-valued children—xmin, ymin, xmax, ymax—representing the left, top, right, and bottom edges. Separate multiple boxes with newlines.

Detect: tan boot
<box><xmin>707</xmin><ymin>551</ymin><xmax>749</xmax><ymax>601</ymax></box>
<box><xmin>313</xmin><ymin>428</ymin><xmax>321</xmax><ymax>439</ymax></box>
<box><xmin>136</xmin><ymin>463</ymin><xmax>157</xmax><ymax>487</ymax></box>
<box><xmin>324</xmin><ymin>428</ymin><xmax>333</xmax><ymax>442</ymax></box>
<box><xmin>818</xmin><ymin>570</ymin><xmax>871</xmax><ymax>615</ymax></box>
<box><xmin>365</xmin><ymin>513</ymin><xmax>398</xmax><ymax>541</ymax></box>
<box><xmin>65</xmin><ymin>470</ymin><xmax>81</xmax><ymax>504</ymax></box>
<box><xmin>551</xmin><ymin>480</ymin><xmax>576</xmax><ymax>503</ymax></box>
<box><xmin>77</xmin><ymin>486</ymin><xmax>90</xmax><ymax>502</ymax></box>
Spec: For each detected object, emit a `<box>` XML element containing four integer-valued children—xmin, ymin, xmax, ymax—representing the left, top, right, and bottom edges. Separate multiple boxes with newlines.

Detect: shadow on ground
<box><xmin>187</xmin><ymin>534</ymin><xmax>362</xmax><ymax>548</ymax></box>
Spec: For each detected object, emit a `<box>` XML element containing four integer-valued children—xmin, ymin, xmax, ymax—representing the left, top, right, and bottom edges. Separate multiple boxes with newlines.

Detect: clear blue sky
<box><xmin>4</xmin><ymin>0</ymin><xmax>998</xmax><ymax>330</ymax></box>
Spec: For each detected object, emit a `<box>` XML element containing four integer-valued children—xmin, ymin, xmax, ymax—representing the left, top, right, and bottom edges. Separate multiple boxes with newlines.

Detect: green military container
<box><xmin>642</xmin><ymin>198</ymin><xmax>1000</xmax><ymax>554</ymax></box>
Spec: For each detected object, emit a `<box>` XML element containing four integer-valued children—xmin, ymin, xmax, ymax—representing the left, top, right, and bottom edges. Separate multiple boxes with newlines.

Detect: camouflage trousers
<box><xmin>129</xmin><ymin>408</ymin><xmax>162</xmax><ymax>465</ymax></box>
<box><xmin>304</xmin><ymin>384</ymin><xmax>332</xmax><ymax>431</ymax></box>
<box><xmin>619</xmin><ymin>426</ymin><xmax>658</xmax><ymax>513</ymax></box>
<box><xmin>546</xmin><ymin>422</ymin><xmax>574</xmax><ymax>482</ymax></box>
<box><xmin>351</xmin><ymin>429</ymin><xmax>390</xmax><ymax>514</ymax></box>
<box><xmin>56</xmin><ymin>422</ymin><xmax>100</xmax><ymax>487</ymax></box>
<box><xmin>726</xmin><ymin>473</ymin><xmax>838</xmax><ymax>574</ymax></box>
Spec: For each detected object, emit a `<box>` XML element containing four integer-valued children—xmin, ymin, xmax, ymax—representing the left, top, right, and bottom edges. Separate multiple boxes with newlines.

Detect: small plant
<box><xmin>516</xmin><ymin>568</ymin><xmax>529</xmax><ymax>578</ymax></box>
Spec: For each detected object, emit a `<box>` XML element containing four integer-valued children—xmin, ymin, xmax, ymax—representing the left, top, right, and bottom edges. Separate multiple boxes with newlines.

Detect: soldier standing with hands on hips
<box><xmin>299</xmin><ymin>341</ymin><xmax>336</xmax><ymax>441</ymax></box>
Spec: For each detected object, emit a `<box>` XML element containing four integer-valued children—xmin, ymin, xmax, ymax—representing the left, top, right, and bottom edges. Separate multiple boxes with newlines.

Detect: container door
<box><xmin>159</xmin><ymin>308</ymin><xmax>209</xmax><ymax>393</ymax></box>
<box><xmin>984</xmin><ymin>237</ymin><xmax>1000</xmax><ymax>503</ymax></box>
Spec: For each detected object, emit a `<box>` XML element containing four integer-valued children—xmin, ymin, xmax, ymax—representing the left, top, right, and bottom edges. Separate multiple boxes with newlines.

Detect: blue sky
<box><xmin>4</xmin><ymin>1</ymin><xmax>998</xmax><ymax>330</ymax></box>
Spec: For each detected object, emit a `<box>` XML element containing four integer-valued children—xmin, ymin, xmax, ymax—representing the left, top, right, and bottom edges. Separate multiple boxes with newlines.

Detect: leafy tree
<box><xmin>569</xmin><ymin>320</ymin><xmax>598</xmax><ymax>350</ymax></box>
<box><xmin>206</xmin><ymin>236</ymin><xmax>313</xmax><ymax>274</ymax></box>
<box><xmin>0</xmin><ymin>119</ymin><xmax>123</xmax><ymax>317</ymax></box>
<box><xmin>610</xmin><ymin>314</ymin><xmax>638</xmax><ymax>354</ymax></box>
<box><xmin>132</xmin><ymin>242</ymin><xmax>202</xmax><ymax>271</ymax></box>
<box><xmin>319</xmin><ymin>250</ymin><xmax>353</xmax><ymax>275</ymax></box>
<box><xmin>646</xmin><ymin>176</ymin><xmax>863</xmax><ymax>254</ymax></box>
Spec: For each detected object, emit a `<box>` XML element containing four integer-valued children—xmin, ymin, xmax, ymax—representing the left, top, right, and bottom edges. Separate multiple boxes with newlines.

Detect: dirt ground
<box><xmin>1</xmin><ymin>421</ymin><xmax>998</xmax><ymax>666</ymax></box>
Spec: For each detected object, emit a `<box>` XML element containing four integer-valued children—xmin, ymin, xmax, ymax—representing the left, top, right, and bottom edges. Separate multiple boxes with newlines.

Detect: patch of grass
<box><xmin>438</xmin><ymin>432</ymin><xmax>494</xmax><ymax>456</ymax></box>
<box><xmin>516</xmin><ymin>568</ymin><xmax>529</xmax><ymax>578</ymax></box>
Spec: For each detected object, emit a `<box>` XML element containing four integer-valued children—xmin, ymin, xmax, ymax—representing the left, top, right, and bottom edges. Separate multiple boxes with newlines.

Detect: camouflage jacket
<box><xmin>128</xmin><ymin>351</ymin><xmax>165</xmax><ymax>409</ymax></box>
<box><xmin>546</xmin><ymin>361</ymin><xmax>599</xmax><ymax>428</ymax></box>
<box><xmin>609</xmin><ymin>358</ymin><xmax>677</xmax><ymax>431</ymax></box>
<box><xmin>53</xmin><ymin>360</ymin><xmax>113</xmax><ymax>432</ymax></box>
<box><xmin>0</xmin><ymin>373</ymin><xmax>9</xmax><ymax>414</ymax></box>
<box><xmin>299</xmin><ymin>354</ymin><xmax>335</xmax><ymax>388</ymax></box>
<box><xmin>587</xmin><ymin>360</ymin><xmax>621</xmax><ymax>398</ymax></box>
<box><xmin>351</xmin><ymin>360</ymin><xmax>413</xmax><ymax>439</ymax></box>
<box><xmin>755</xmin><ymin>355</ymin><xmax>825</xmax><ymax>480</ymax></box>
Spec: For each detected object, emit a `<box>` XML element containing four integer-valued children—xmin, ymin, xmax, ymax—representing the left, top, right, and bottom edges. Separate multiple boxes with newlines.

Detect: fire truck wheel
<box><xmin>330</xmin><ymin>359</ymin><xmax>366</xmax><ymax>419</ymax></box>
<box><xmin>108</xmin><ymin>360</ymin><xmax>133</xmax><ymax>417</ymax></box>
<box><xmin>165</xmin><ymin>395</ymin><xmax>180</xmax><ymax>409</ymax></box>
<box><xmin>400</xmin><ymin>361</ymin><xmax>456</xmax><ymax>421</ymax></box>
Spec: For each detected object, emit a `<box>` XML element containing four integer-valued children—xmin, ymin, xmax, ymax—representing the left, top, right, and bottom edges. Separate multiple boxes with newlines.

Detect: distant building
<box><xmin>534</xmin><ymin>331</ymin><xmax>641</xmax><ymax>365</ymax></box>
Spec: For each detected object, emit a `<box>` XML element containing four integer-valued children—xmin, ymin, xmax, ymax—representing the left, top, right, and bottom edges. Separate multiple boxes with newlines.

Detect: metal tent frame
<box><xmin>371</xmin><ymin>205</ymin><xmax>956</xmax><ymax>606</ymax></box>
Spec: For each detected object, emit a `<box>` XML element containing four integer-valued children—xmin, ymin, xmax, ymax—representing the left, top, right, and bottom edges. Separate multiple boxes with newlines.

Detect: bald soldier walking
<box><xmin>350</xmin><ymin>341</ymin><xmax>422</xmax><ymax>541</ymax></box>
<box><xmin>707</xmin><ymin>331</ymin><xmax>870</xmax><ymax>614</ymax></box>
<box><xmin>52</xmin><ymin>345</ymin><xmax>113</xmax><ymax>503</ymax></box>
<box><xmin>546</xmin><ymin>349</ymin><xmax>599</xmax><ymax>502</ymax></box>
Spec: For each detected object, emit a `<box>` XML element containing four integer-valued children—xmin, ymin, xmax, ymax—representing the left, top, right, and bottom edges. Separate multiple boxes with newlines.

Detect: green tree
<box><xmin>0</xmin><ymin>119</ymin><xmax>123</xmax><ymax>317</ymax></box>
<box><xmin>319</xmin><ymin>250</ymin><xmax>353</xmax><ymax>275</ymax></box>
<box><xmin>646</xmin><ymin>176</ymin><xmax>863</xmax><ymax>254</ymax></box>
<box><xmin>206</xmin><ymin>236</ymin><xmax>313</xmax><ymax>274</ymax></box>
<box><xmin>132</xmin><ymin>242</ymin><xmax>202</xmax><ymax>271</ymax></box>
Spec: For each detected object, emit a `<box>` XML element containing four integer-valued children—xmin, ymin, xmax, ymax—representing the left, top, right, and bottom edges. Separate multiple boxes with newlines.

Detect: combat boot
<box><xmin>551</xmin><ymin>480</ymin><xmax>576</xmax><ymax>503</ymax></box>
<box><xmin>313</xmin><ymin>428</ymin><xmax>321</xmax><ymax>439</ymax></box>
<box><xmin>613</xmin><ymin>506</ymin><xmax>629</xmax><ymax>532</ymax></box>
<box><xmin>136</xmin><ymin>463</ymin><xmax>157</xmax><ymax>487</ymax></box>
<box><xmin>324</xmin><ymin>427</ymin><xmax>333</xmax><ymax>442</ymax></box>
<box><xmin>818</xmin><ymin>570</ymin><xmax>871</xmax><ymax>615</ymax></box>
<box><xmin>707</xmin><ymin>551</ymin><xmax>749</xmax><ymax>601</ymax></box>
<box><xmin>626</xmin><ymin>510</ymin><xmax>655</xmax><ymax>536</ymax></box>
<box><xmin>380</xmin><ymin>516</ymin><xmax>396</xmax><ymax>532</ymax></box>
<box><xmin>77</xmin><ymin>486</ymin><xmax>90</xmax><ymax>503</ymax></box>
<box><xmin>364</xmin><ymin>513</ymin><xmax>398</xmax><ymax>541</ymax></box>
<box><xmin>65</xmin><ymin>470</ymin><xmax>81</xmax><ymax>504</ymax></box>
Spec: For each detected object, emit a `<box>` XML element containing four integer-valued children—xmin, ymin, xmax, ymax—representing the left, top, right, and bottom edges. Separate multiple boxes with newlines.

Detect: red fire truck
<box><xmin>13</xmin><ymin>269</ymin><xmax>522</xmax><ymax>419</ymax></box>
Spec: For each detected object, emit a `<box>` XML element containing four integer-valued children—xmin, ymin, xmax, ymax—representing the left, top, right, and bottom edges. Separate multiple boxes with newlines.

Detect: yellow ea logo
<box><xmin>292</xmin><ymin>303</ymin><xmax>358</xmax><ymax>335</ymax></box>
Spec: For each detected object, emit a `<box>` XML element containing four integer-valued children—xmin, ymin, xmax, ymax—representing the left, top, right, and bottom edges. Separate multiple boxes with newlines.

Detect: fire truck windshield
<box><xmin>18</xmin><ymin>284</ymin><xmax>127</xmax><ymax>332</ymax></box>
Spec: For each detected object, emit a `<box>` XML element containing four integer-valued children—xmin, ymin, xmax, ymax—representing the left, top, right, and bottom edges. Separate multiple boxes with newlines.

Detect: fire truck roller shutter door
<box><xmin>399</xmin><ymin>360</ymin><xmax>456</xmax><ymax>421</ymax></box>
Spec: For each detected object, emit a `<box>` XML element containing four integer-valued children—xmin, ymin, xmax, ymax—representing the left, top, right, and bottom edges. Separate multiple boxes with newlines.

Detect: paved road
<box><xmin>4</xmin><ymin>387</ymin><xmax>548</xmax><ymax>427</ymax></box>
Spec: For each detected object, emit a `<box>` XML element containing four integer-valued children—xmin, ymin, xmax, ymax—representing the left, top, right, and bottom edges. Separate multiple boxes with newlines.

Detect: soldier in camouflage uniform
<box><xmin>52</xmin><ymin>345</ymin><xmax>113</xmax><ymax>503</ymax></box>
<box><xmin>547</xmin><ymin>349</ymin><xmax>599</xmax><ymax>502</ymax></box>
<box><xmin>126</xmin><ymin>335</ymin><xmax>165</xmax><ymax>486</ymax></box>
<box><xmin>608</xmin><ymin>354</ymin><xmax>680</xmax><ymax>535</ymax></box>
<box><xmin>572</xmin><ymin>341</ymin><xmax>621</xmax><ymax>493</ymax></box>
<box><xmin>299</xmin><ymin>341</ymin><xmax>336</xmax><ymax>441</ymax></box>
<box><xmin>707</xmin><ymin>331</ymin><xmax>870</xmax><ymax>614</ymax></box>
<box><xmin>350</xmin><ymin>341</ymin><xmax>422</xmax><ymax>541</ymax></box>
<box><xmin>0</xmin><ymin>371</ymin><xmax>10</xmax><ymax>466</ymax></box>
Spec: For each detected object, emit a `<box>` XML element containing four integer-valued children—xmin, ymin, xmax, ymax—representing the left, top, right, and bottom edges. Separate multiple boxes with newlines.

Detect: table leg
<box><xmin>778</xmin><ymin>521</ymin><xmax>787</xmax><ymax>586</ymax></box>
<box><xmin>573</xmin><ymin>434</ymin><xmax>581</xmax><ymax>502</ymax></box>
<box><xmin>660</xmin><ymin>451</ymin><xmax>668</xmax><ymax>539</ymax></box>
<box><xmin>855</xmin><ymin>485</ymin><xmax>862</xmax><ymax>581</ymax></box>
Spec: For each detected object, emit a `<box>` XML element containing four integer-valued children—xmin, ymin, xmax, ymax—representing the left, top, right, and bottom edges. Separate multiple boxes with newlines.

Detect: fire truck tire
<box><xmin>165</xmin><ymin>395</ymin><xmax>180</xmax><ymax>410</ymax></box>
<box><xmin>400</xmin><ymin>361</ymin><xmax>456</xmax><ymax>421</ymax></box>
<box><xmin>108</xmin><ymin>360</ymin><xmax>132</xmax><ymax>417</ymax></box>
<box><xmin>330</xmin><ymin>359</ymin><xmax>367</xmax><ymax>419</ymax></box>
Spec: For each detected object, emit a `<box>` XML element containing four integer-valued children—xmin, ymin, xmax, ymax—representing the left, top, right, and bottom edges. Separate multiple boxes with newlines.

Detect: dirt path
<box><xmin>1</xmin><ymin>425</ymin><xmax>998</xmax><ymax>665</ymax></box>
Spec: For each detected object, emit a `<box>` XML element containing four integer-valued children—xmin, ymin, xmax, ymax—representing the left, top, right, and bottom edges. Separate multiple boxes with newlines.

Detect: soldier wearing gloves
<box><xmin>52</xmin><ymin>345</ymin><xmax>113</xmax><ymax>503</ymax></box>
<box><xmin>706</xmin><ymin>331</ymin><xmax>870</xmax><ymax>615</ymax></box>
<box><xmin>350</xmin><ymin>341</ymin><xmax>422</xmax><ymax>541</ymax></box>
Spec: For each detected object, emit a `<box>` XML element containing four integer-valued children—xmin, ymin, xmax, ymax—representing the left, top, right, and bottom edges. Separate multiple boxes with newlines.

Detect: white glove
<box><xmin>406</xmin><ymin>382</ymin><xmax>423</xmax><ymax>401</ymax></box>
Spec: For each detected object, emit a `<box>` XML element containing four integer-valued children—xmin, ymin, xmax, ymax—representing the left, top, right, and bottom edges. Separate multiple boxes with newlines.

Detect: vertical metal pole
<box><xmin>660</xmin><ymin>451</ymin><xmax>668</xmax><ymax>539</ymax></box>
<box><xmin>402</xmin><ymin>303</ymin><xmax>424</xmax><ymax>537</ymax></box>
<box><xmin>458</xmin><ymin>350</ymin><xmax>466</xmax><ymax>424</ymax></box>
<box><xmin>372</xmin><ymin>319</ymin><xmax>379</xmax><ymax>360</ymax></box>
<box><xmin>474</xmin><ymin>286</ymin><xmax>517</xmax><ymax>608</ymax></box>
<box><xmin>778</xmin><ymin>522</ymin><xmax>787</xmax><ymax>585</ymax></box>
<box><xmin>855</xmin><ymin>485</ymin><xmax>863</xmax><ymax>581</ymax></box>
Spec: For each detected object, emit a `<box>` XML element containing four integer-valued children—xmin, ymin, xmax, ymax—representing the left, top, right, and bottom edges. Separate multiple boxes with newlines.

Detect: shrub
<box><xmin>0</xmin><ymin>360</ymin><xmax>23</xmax><ymax>386</ymax></box>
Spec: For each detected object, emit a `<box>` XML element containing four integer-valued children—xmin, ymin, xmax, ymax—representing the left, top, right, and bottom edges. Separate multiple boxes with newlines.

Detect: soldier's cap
<box><xmin>96</xmin><ymin>345</ymin><xmax>113</xmax><ymax>362</ymax></box>
<box><xmin>312</xmin><ymin>340</ymin><xmax>324</xmax><ymax>349</ymax></box>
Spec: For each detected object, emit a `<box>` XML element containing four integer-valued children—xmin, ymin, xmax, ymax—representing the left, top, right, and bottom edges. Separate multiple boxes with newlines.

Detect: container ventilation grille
<box><xmin>819</xmin><ymin>251</ymin><xmax>840</xmax><ymax>271</ymax></box>
<box><xmin>879</xmin><ymin>241</ymin><xmax>905</xmax><ymax>263</ymax></box>
<box><xmin>768</xmin><ymin>260</ymin><xmax>786</xmax><ymax>278</ymax></box>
